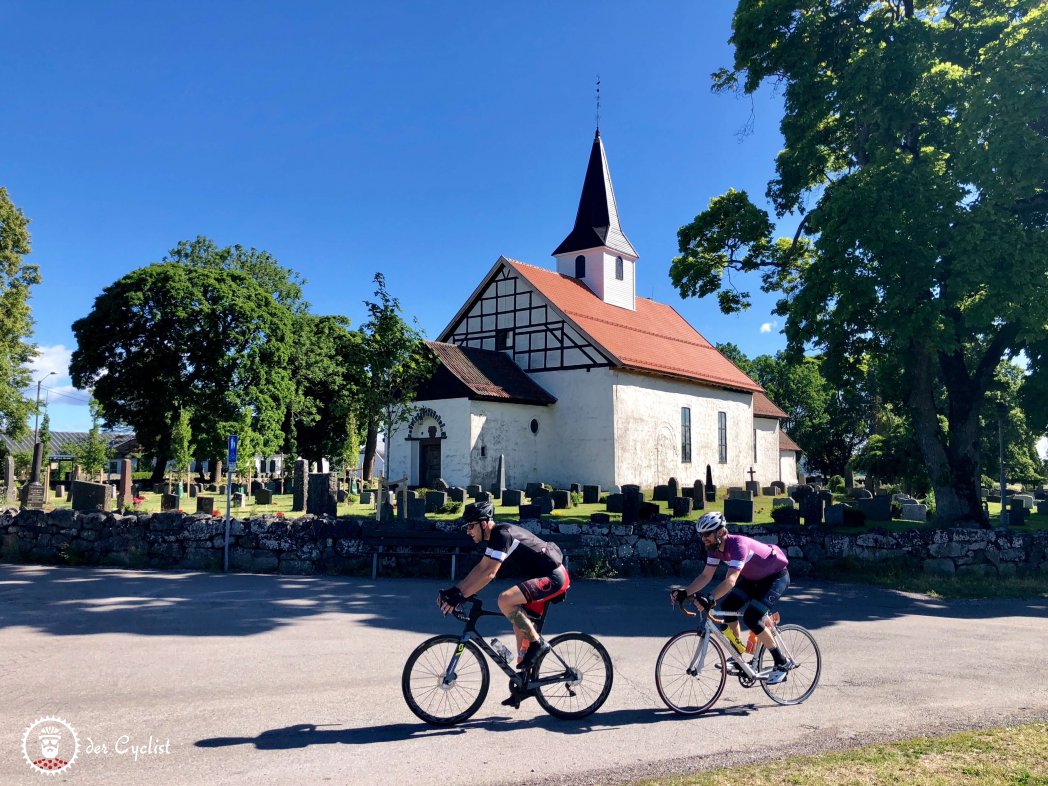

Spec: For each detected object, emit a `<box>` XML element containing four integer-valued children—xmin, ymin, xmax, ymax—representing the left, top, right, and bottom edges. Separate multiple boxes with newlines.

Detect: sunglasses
<box><xmin>465</xmin><ymin>521</ymin><xmax>480</xmax><ymax>531</ymax></box>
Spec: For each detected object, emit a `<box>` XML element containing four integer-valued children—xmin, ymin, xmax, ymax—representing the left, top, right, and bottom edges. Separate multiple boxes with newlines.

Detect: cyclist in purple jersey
<box><xmin>670</xmin><ymin>511</ymin><xmax>792</xmax><ymax>684</ymax></box>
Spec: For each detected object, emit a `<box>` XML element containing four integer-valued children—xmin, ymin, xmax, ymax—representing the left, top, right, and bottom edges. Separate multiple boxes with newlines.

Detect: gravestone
<box><xmin>519</xmin><ymin>503</ymin><xmax>541</xmax><ymax>520</ymax></box>
<box><xmin>800</xmin><ymin>494</ymin><xmax>823</xmax><ymax>526</ymax></box>
<box><xmin>491</xmin><ymin>455</ymin><xmax>506</xmax><ymax>500</ymax></box>
<box><xmin>691</xmin><ymin>480</ymin><xmax>705</xmax><ymax>510</ymax></box>
<box><xmin>1009</xmin><ymin>498</ymin><xmax>1027</xmax><ymax>525</ymax></box>
<box><xmin>761</xmin><ymin>486</ymin><xmax>776</xmax><ymax>496</ymax></box>
<box><xmin>55</xmin><ymin>484</ymin><xmax>66</xmax><ymax>499</ymax></box>
<box><xmin>232</xmin><ymin>492</ymin><xmax>247</xmax><ymax>509</ymax></box>
<box><xmin>621</xmin><ymin>484</ymin><xmax>643</xmax><ymax>500</ymax></box>
<box><xmin>745</xmin><ymin>480</ymin><xmax>760</xmax><ymax>497</ymax></box>
<box><xmin>791</xmin><ymin>484</ymin><xmax>815</xmax><ymax>503</ymax></box>
<box><xmin>705</xmin><ymin>483</ymin><xmax>717</xmax><ymax>502</ymax></box>
<box><xmin>526</xmin><ymin>482</ymin><xmax>546</xmax><ymax>498</ymax></box>
<box><xmin>117</xmin><ymin>459</ymin><xmax>133</xmax><ymax>508</ymax></box>
<box><xmin>425</xmin><ymin>490</ymin><xmax>447</xmax><ymax>512</ymax></box>
<box><xmin>605</xmin><ymin>493</ymin><xmax>623</xmax><ymax>514</ymax></box>
<box><xmin>569</xmin><ymin>483</ymin><xmax>582</xmax><ymax>494</ymax></box>
<box><xmin>20</xmin><ymin>482</ymin><xmax>46</xmax><ymax>510</ymax></box>
<box><xmin>4</xmin><ymin>455</ymin><xmax>15</xmax><ymax>505</ymax></box>
<box><xmin>432</xmin><ymin>478</ymin><xmax>449</xmax><ymax>491</ymax></box>
<box><xmin>337</xmin><ymin>489</ymin><xmax>348</xmax><ymax>503</ymax></box>
<box><xmin>818</xmin><ymin>489</ymin><xmax>834</xmax><ymax>503</ymax></box>
<box><xmin>653</xmin><ymin>484</ymin><xmax>670</xmax><ymax>502</ymax></box>
<box><xmin>622</xmin><ymin>486</ymin><xmax>641</xmax><ymax>525</ymax></box>
<box><xmin>857</xmin><ymin>495</ymin><xmax>892</xmax><ymax>522</ymax></box>
<box><xmin>190</xmin><ymin>484</ymin><xmax>202</xmax><ymax>498</ymax></box>
<box><xmin>900</xmin><ymin>503</ymin><xmax>927</xmax><ymax>522</ymax></box>
<box><xmin>772</xmin><ymin>497</ymin><xmax>795</xmax><ymax>510</ymax></box>
<box><xmin>293</xmin><ymin>458</ymin><xmax>308</xmax><ymax>512</ymax></box>
<box><xmin>1014</xmin><ymin>494</ymin><xmax>1035</xmax><ymax>510</ymax></box>
<box><xmin>670</xmin><ymin>496</ymin><xmax>693</xmax><ymax>518</ymax></box>
<box><xmin>69</xmin><ymin>480</ymin><xmax>109</xmax><ymax>512</ymax></box>
<box><xmin>359</xmin><ymin>489</ymin><xmax>373</xmax><ymax>505</ymax></box>
<box><xmin>255</xmin><ymin>488</ymin><xmax>274</xmax><ymax>505</ymax></box>
<box><xmin>161</xmin><ymin>493</ymin><xmax>179</xmax><ymax>512</ymax></box>
<box><xmin>824</xmin><ymin>504</ymin><xmax>845</xmax><ymax>526</ymax></box>
<box><xmin>667</xmin><ymin>477</ymin><xmax>680</xmax><ymax>500</ymax></box>
<box><xmin>214</xmin><ymin>460</ymin><xmax>223</xmax><ymax>486</ymax></box>
<box><xmin>724</xmin><ymin>498</ymin><xmax>754</xmax><ymax>523</ymax></box>
<box><xmin>535</xmin><ymin>495</ymin><xmax>555</xmax><ymax>515</ymax></box>
<box><xmin>408</xmin><ymin>497</ymin><xmax>427</xmax><ymax>519</ymax></box>
<box><xmin>770</xmin><ymin>480</ymin><xmax>786</xmax><ymax>495</ymax></box>
<box><xmin>849</xmin><ymin>488</ymin><xmax>873</xmax><ymax>500</ymax></box>
<box><xmin>502</xmin><ymin>489</ymin><xmax>524</xmax><ymax>507</ymax></box>
<box><xmin>638</xmin><ymin>501</ymin><xmax>660</xmax><ymax>521</ymax></box>
<box><xmin>550</xmin><ymin>490</ymin><xmax>571</xmax><ymax>509</ymax></box>
<box><xmin>772</xmin><ymin>507</ymin><xmax>801</xmax><ymax>526</ymax></box>
<box><xmin>474</xmin><ymin>491</ymin><xmax>493</xmax><ymax>503</ymax></box>
<box><xmin>728</xmin><ymin>487</ymin><xmax>753</xmax><ymax>501</ymax></box>
<box><xmin>448</xmin><ymin>487</ymin><xmax>467</xmax><ymax>503</ymax></box>
<box><xmin>196</xmin><ymin>496</ymin><xmax>215</xmax><ymax>514</ymax></box>
<box><xmin>582</xmin><ymin>485</ymin><xmax>601</xmax><ymax>504</ymax></box>
<box><xmin>268</xmin><ymin>479</ymin><xmax>285</xmax><ymax>495</ymax></box>
<box><xmin>251</xmin><ymin>480</ymin><xmax>264</xmax><ymax>494</ymax></box>
<box><xmin>466</xmin><ymin>484</ymin><xmax>483</xmax><ymax>499</ymax></box>
<box><xmin>306</xmin><ymin>472</ymin><xmax>337</xmax><ymax>517</ymax></box>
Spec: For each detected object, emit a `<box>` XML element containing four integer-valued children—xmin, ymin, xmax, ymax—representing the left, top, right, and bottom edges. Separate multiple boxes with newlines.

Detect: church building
<box><xmin>387</xmin><ymin>129</ymin><xmax>801</xmax><ymax>492</ymax></box>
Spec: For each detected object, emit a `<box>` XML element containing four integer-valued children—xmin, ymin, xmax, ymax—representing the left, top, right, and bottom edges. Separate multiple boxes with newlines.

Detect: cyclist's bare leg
<box><xmin>498</xmin><ymin>586</ymin><xmax>539</xmax><ymax>661</ymax></box>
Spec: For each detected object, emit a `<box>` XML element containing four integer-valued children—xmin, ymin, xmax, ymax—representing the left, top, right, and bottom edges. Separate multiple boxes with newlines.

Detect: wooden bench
<box><xmin>361</xmin><ymin>529</ymin><xmax>469</xmax><ymax>579</ymax></box>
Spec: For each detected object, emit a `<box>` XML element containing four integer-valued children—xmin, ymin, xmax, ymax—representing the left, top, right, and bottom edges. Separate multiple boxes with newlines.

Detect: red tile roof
<box><xmin>779</xmin><ymin>431</ymin><xmax>802</xmax><ymax>452</ymax></box>
<box><xmin>753</xmin><ymin>391</ymin><xmax>788</xmax><ymax>419</ymax></box>
<box><xmin>506</xmin><ymin>259</ymin><xmax>762</xmax><ymax>393</ymax></box>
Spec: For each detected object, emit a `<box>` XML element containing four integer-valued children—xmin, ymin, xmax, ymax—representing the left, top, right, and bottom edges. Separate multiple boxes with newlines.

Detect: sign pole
<box><xmin>224</xmin><ymin>434</ymin><xmax>238</xmax><ymax>572</ymax></box>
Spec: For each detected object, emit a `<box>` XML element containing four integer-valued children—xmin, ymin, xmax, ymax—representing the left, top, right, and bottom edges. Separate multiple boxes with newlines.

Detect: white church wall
<box><xmin>468</xmin><ymin>402</ymin><xmax>551</xmax><ymax>490</ymax></box>
<box><xmin>779</xmin><ymin>451</ymin><xmax>799</xmax><ymax>486</ymax></box>
<box><xmin>524</xmin><ymin>367</ymin><xmax>617</xmax><ymax>489</ymax></box>
<box><xmin>612</xmin><ymin>372</ymin><xmax>753</xmax><ymax>490</ymax></box>
<box><xmin>754</xmin><ymin>417</ymin><xmax>781</xmax><ymax>484</ymax></box>
<box><xmin>599</xmin><ymin>250</ymin><xmax>636</xmax><ymax>311</ymax></box>
<box><xmin>387</xmin><ymin>398</ymin><xmax>472</xmax><ymax>488</ymax></box>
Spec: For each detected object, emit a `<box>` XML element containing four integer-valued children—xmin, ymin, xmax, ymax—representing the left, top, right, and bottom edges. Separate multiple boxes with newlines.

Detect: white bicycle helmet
<box><xmin>695</xmin><ymin>510</ymin><xmax>726</xmax><ymax>535</ymax></box>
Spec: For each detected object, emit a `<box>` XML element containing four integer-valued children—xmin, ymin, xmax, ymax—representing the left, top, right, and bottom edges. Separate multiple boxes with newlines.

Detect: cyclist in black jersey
<box><xmin>437</xmin><ymin>501</ymin><xmax>570</xmax><ymax>675</ymax></box>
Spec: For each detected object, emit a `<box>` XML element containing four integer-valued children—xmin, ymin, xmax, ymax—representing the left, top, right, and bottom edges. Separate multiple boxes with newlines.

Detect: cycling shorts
<box><xmin>518</xmin><ymin>565</ymin><xmax>571</xmax><ymax>614</ymax></box>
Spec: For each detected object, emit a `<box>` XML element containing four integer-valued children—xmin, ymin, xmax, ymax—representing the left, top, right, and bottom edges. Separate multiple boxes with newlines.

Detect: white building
<box><xmin>388</xmin><ymin>129</ymin><xmax>801</xmax><ymax>491</ymax></box>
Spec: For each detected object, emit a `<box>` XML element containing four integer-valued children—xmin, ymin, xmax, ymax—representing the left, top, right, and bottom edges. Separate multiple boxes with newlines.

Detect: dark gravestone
<box><xmin>359</xmin><ymin>490</ymin><xmax>373</xmax><ymax>505</ymax></box>
<box><xmin>519</xmin><ymin>503</ymin><xmax>541</xmax><ymax>520</ymax></box>
<box><xmin>653</xmin><ymin>484</ymin><xmax>670</xmax><ymax>502</ymax></box>
<box><xmin>55</xmin><ymin>484</ymin><xmax>66</xmax><ymax>499</ymax></box>
<box><xmin>824</xmin><ymin>504</ymin><xmax>845</xmax><ymax>526</ymax></box>
<box><xmin>670</xmin><ymin>496</ymin><xmax>693</xmax><ymax>518</ymax></box>
<box><xmin>800</xmin><ymin>494</ymin><xmax>824</xmax><ymax>526</ymax></box>
<box><xmin>474</xmin><ymin>491</ymin><xmax>493</xmax><ymax>503</ymax></box>
<box><xmin>638</xmin><ymin>501</ymin><xmax>660</xmax><ymax>521</ymax></box>
<box><xmin>550</xmin><ymin>490</ymin><xmax>571</xmax><ymax>509</ymax></box>
<box><xmin>232</xmin><ymin>492</ymin><xmax>247</xmax><ymax>508</ymax></box>
<box><xmin>161</xmin><ymin>493</ymin><xmax>179</xmax><ymax>512</ymax></box>
<box><xmin>535</xmin><ymin>495</ymin><xmax>555</xmax><ymax>515</ymax></box>
<box><xmin>569</xmin><ymin>483</ymin><xmax>582</xmax><ymax>494</ymax></box>
<box><xmin>791</xmin><ymin>484</ymin><xmax>815</xmax><ymax>503</ymax></box>
<box><xmin>705</xmin><ymin>484</ymin><xmax>717</xmax><ymax>502</ymax></box>
<box><xmin>692</xmin><ymin>480</ymin><xmax>705</xmax><ymax>510</ymax></box>
<box><xmin>268</xmin><ymin>479</ymin><xmax>285</xmax><ymax>495</ymax></box>
<box><xmin>761</xmin><ymin>486</ymin><xmax>776</xmax><ymax>496</ymax></box>
<box><xmin>1009</xmin><ymin>498</ymin><xmax>1027</xmax><ymax>525</ymax></box>
<box><xmin>189</xmin><ymin>484</ymin><xmax>200</xmax><ymax>498</ymax></box>
<box><xmin>4</xmin><ymin>455</ymin><xmax>15</xmax><ymax>504</ymax></box>
<box><xmin>622</xmin><ymin>487</ymin><xmax>641</xmax><ymax>525</ymax></box>
<box><xmin>337</xmin><ymin>489</ymin><xmax>348</xmax><ymax>503</ymax></box>
<box><xmin>255</xmin><ymin>488</ymin><xmax>274</xmax><ymax>505</ymax></box>
<box><xmin>503</xmin><ymin>489</ymin><xmax>524</xmax><ymax>506</ymax></box>
<box><xmin>293</xmin><ymin>458</ymin><xmax>308</xmax><ymax>512</ymax></box>
<box><xmin>857</xmin><ymin>496</ymin><xmax>892</xmax><ymax>522</ymax></box>
<box><xmin>582</xmin><ymin>485</ymin><xmax>601</xmax><ymax>504</ymax></box>
<box><xmin>745</xmin><ymin>480</ymin><xmax>760</xmax><ymax>498</ymax></box>
<box><xmin>724</xmin><ymin>498</ymin><xmax>754</xmax><ymax>523</ymax></box>
<box><xmin>771</xmin><ymin>507</ymin><xmax>801</xmax><ymax>526</ymax></box>
<box><xmin>448</xmin><ymin>487</ymin><xmax>467</xmax><ymax>503</ymax></box>
<box><xmin>526</xmin><ymin>482</ymin><xmax>545</xmax><ymax>498</ymax></box>
<box><xmin>842</xmin><ymin>506</ymin><xmax>866</xmax><ymax>527</ymax></box>
<box><xmin>213</xmin><ymin>460</ymin><xmax>223</xmax><ymax>486</ymax></box>
<box><xmin>251</xmin><ymin>480</ymin><xmax>265</xmax><ymax>494</ymax></box>
<box><xmin>818</xmin><ymin>489</ymin><xmax>834</xmax><ymax>503</ymax></box>
<box><xmin>770</xmin><ymin>480</ymin><xmax>786</xmax><ymax>495</ymax></box>
<box><xmin>466</xmin><ymin>484</ymin><xmax>483</xmax><ymax>499</ymax></box>
<box><xmin>432</xmin><ymin>478</ymin><xmax>449</xmax><ymax>491</ymax></box>
<box><xmin>590</xmin><ymin>512</ymin><xmax>611</xmax><ymax>524</ymax></box>
<box><xmin>849</xmin><ymin>488</ymin><xmax>873</xmax><ymax>500</ymax></box>
<box><xmin>117</xmin><ymin>459</ymin><xmax>133</xmax><ymax>508</ymax></box>
<box><xmin>425</xmin><ymin>490</ymin><xmax>447</xmax><ymax>512</ymax></box>
<box><xmin>197</xmin><ymin>496</ymin><xmax>215</xmax><ymax>514</ymax></box>
<box><xmin>621</xmin><ymin>484</ymin><xmax>642</xmax><ymax>497</ymax></box>
<box><xmin>491</xmin><ymin>455</ymin><xmax>506</xmax><ymax>500</ymax></box>
<box><xmin>306</xmin><ymin>472</ymin><xmax>337</xmax><ymax>517</ymax></box>
<box><xmin>667</xmin><ymin>477</ymin><xmax>680</xmax><ymax>500</ymax></box>
<box><xmin>408</xmin><ymin>497</ymin><xmax>427</xmax><ymax>519</ymax></box>
<box><xmin>605</xmin><ymin>493</ymin><xmax>624</xmax><ymax>513</ymax></box>
<box><xmin>21</xmin><ymin>482</ymin><xmax>46</xmax><ymax>510</ymax></box>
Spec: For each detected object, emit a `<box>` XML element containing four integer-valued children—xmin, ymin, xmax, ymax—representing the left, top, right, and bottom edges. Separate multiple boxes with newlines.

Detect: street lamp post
<box><xmin>33</xmin><ymin>371</ymin><xmax>56</xmax><ymax>444</ymax></box>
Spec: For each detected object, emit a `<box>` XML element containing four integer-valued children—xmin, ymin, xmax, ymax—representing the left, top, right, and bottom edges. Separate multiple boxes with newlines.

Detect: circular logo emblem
<box><xmin>21</xmin><ymin>716</ymin><xmax>79</xmax><ymax>776</ymax></box>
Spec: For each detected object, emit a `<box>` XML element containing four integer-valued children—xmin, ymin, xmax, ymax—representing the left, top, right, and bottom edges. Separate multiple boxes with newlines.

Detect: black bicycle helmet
<box><xmin>462</xmin><ymin>500</ymin><xmax>494</xmax><ymax>523</ymax></box>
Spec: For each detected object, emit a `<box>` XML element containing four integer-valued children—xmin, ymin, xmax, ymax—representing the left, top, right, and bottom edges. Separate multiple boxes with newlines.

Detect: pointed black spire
<box><xmin>553</xmin><ymin>129</ymin><xmax>637</xmax><ymax>258</ymax></box>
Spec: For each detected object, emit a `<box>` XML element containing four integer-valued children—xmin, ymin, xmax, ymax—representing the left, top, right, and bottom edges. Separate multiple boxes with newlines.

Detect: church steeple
<box><xmin>553</xmin><ymin>129</ymin><xmax>638</xmax><ymax>310</ymax></box>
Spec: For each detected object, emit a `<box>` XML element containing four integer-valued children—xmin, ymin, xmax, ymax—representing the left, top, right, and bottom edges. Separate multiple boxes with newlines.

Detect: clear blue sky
<box><xmin>5</xmin><ymin>2</ymin><xmax>794</xmax><ymax>432</ymax></box>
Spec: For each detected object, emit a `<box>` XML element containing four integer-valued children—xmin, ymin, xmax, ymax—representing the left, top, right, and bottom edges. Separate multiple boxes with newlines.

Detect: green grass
<box><xmin>636</xmin><ymin>722</ymin><xmax>1048</xmax><ymax>786</ymax></box>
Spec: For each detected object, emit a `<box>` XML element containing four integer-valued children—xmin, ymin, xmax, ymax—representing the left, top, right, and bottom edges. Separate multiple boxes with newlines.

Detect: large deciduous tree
<box><xmin>70</xmin><ymin>262</ymin><xmax>293</xmax><ymax>483</ymax></box>
<box><xmin>671</xmin><ymin>2</ymin><xmax>1047</xmax><ymax>525</ymax></box>
<box><xmin>0</xmin><ymin>187</ymin><xmax>42</xmax><ymax>439</ymax></box>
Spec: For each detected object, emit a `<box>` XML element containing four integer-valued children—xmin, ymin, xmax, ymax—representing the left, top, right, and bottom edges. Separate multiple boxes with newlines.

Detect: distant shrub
<box><xmin>440</xmin><ymin>501</ymin><xmax>462</xmax><ymax>515</ymax></box>
<box><xmin>828</xmin><ymin>475</ymin><xmax>845</xmax><ymax>492</ymax></box>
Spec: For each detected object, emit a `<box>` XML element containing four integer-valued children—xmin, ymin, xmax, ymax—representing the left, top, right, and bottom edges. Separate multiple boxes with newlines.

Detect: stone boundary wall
<box><xmin>2</xmin><ymin>509</ymin><xmax>1047</xmax><ymax>577</ymax></box>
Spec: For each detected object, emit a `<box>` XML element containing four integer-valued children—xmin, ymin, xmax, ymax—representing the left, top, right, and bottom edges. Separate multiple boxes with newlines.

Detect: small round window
<box><xmin>530</xmin><ymin>419</ymin><xmax>539</xmax><ymax>434</ymax></box>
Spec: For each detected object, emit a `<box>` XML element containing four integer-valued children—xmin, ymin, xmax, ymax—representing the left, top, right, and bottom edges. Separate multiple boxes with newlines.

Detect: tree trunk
<box><xmin>149</xmin><ymin>450</ymin><xmax>169</xmax><ymax>485</ymax></box>
<box><xmin>362</xmin><ymin>419</ymin><xmax>378</xmax><ymax>481</ymax></box>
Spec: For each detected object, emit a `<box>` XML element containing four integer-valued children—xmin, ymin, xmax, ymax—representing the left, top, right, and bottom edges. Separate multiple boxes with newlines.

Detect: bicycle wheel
<box><xmin>655</xmin><ymin>630</ymin><xmax>727</xmax><ymax>715</ymax></box>
<box><xmin>756</xmin><ymin>623</ymin><xmax>821</xmax><ymax>706</ymax></box>
<box><xmin>402</xmin><ymin>635</ymin><xmax>490</xmax><ymax>725</ymax></box>
<box><xmin>533</xmin><ymin>632</ymin><xmax>614</xmax><ymax>719</ymax></box>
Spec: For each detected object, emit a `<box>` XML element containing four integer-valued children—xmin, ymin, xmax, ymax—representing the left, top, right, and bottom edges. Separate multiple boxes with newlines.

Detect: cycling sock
<box><xmin>769</xmin><ymin>647</ymin><xmax>786</xmax><ymax>667</ymax></box>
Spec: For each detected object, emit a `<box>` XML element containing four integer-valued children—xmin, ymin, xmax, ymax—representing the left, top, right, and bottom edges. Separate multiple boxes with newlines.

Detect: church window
<box><xmin>480</xmin><ymin>445</ymin><xmax>487</xmax><ymax>457</ymax></box>
<box><xmin>681</xmin><ymin>407</ymin><xmax>692</xmax><ymax>463</ymax></box>
<box><xmin>718</xmin><ymin>411</ymin><xmax>728</xmax><ymax>464</ymax></box>
<box><xmin>615</xmin><ymin>257</ymin><xmax>624</xmax><ymax>280</ymax></box>
<box><xmin>496</xmin><ymin>329</ymin><xmax>512</xmax><ymax>350</ymax></box>
<box><xmin>575</xmin><ymin>255</ymin><xmax>586</xmax><ymax>278</ymax></box>
<box><xmin>530</xmin><ymin>419</ymin><xmax>539</xmax><ymax>434</ymax></box>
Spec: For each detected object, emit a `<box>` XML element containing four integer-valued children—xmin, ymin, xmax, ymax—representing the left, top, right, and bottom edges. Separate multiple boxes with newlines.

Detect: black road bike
<box><xmin>402</xmin><ymin>594</ymin><xmax>613</xmax><ymax>725</ymax></box>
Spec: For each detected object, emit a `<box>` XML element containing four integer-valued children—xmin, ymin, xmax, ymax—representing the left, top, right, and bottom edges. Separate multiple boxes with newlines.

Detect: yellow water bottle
<box><xmin>724</xmin><ymin>626</ymin><xmax>746</xmax><ymax>654</ymax></box>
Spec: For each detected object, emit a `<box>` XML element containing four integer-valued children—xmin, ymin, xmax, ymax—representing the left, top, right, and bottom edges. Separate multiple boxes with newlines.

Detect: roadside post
<box><xmin>224</xmin><ymin>434</ymin><xmax>238</xmax><ymax>572</ymax></box>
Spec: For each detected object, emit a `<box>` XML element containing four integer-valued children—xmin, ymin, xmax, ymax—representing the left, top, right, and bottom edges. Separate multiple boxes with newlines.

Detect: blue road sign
<box><xmin>227</xmin><ymin>434</ymin><xmax>238</xmax><ymax>465</ymax></box>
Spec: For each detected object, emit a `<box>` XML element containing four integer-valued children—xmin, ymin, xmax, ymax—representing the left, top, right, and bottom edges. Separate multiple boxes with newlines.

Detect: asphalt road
<box><xmin>2</xmin><ymin>563</ymin><xmax>1046</xmax><ymax>785</ymax></box>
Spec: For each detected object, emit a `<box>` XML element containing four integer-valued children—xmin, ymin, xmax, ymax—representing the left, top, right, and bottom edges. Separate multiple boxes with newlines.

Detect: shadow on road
<box><xmin>2</xmin><ymin>563</ymin><xmax>1045</xmax><ymax>640</ymax></box>
<box><xmin>195</xmin><ymin>705</ymin><xmax>760</xmax><ymax>750</ymax></box>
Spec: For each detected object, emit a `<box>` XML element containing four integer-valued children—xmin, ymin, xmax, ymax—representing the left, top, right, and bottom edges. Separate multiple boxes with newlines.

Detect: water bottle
<box><xmin>745</xmin><ymin>631</ymin><xmax>758</xmax><ymax>655</ymax></box>
<box><xmin>490</xmin><ymin>638</ymin><xmax>513</xmax><ymax>663</ymax></box>
<box><xmin>723</xmin><ymin>626</ymin><xmax>746</xmax><ymax>654</ymax></box>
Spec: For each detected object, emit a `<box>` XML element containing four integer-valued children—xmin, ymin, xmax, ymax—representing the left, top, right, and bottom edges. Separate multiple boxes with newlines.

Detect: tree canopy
<box><xmin>672</xmin><ymin>1</ymin><xmax>1047</xmax><ymax>524</ymax></box>
<box><xmin>0</xmin><ymin>187</ymin><xmax>42</xmax><ymax>439</ymax></box>
<box><xmin>70</xmin><ymin>262</ymin><xmax>293</xmax><ymax>481</ymax></box>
